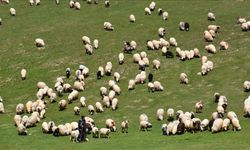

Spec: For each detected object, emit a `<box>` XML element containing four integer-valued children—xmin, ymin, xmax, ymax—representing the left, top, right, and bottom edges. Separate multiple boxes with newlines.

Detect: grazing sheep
<box><xmin>100</xmin><ymin>128</ymin><xmax>110</xmax><ymax>138</ymax></box>
<box><xmin>108</xmin><ymin>90</ymin><xmax>116</xmax><ymax>100</ymax></box>
<box><xmin>93</xmin><ymin>39</ymin><xmax>99</xmax><ymax>49</ymax></box>
<box><xmin>85</xmin><ymin>44</ymin><xmax>93</xmax><ymax>55</ymax></box>
<box><xmin>121</xmin><ymin>120</ymin><xmax>129</xmax><ymax>133</ymax></box>
<box><xmin>156</xmin><ymin>108</ymin><xmax>164</xmax><ymax>121</ymax></box>
<box><xmin>162</xmin><ymin>11</ymin><xmax>168</xmax><ymax>20</ymax></box>
<box><xmin>102</xmin><ymin>96</ymin><xmax>110</xmax><ymax>108</ymax></box>
<box><xmin>167</xmin><ymin>108</ymin><xmax>175</xmax><ymax>121</ymax></box>
<box><xmin>129</xmin><ymin>14</ymin><xmax>135</xmax><ymax>23</ymax></box>
<box><xmin>179</xmin><ymin>73</ymin><xmax>188</xmax><ymax>84</ymax></box>
<box><xmin>222</xmin><ymin>118</ymin><xmax>230</xmax><ymax>131</ymax></box>
<box><xmin>209</xmin><ymin>29</ymin><xmax>216</xmax><ymax>38</ymax></box>
<box><xmin>232</xmin><ymin>118</ymin><xmax>241</xmax><ymax>131</ymax></box>
<box><xmin>97</xmin><ymin>66</ymin><xmax>104</xmax><ymax>79</ymax></box>
<box><xmin>18</xmin><ymin>124</ymin><xmax>28</xmax><ymax>135</ymax></box>
<box><xmin>244</xmin><ymin>96</ymin><xmax>250</xmax><ymax>117</ymax></box>
<box><xmin>100</xmin><ymin>87</ymin><xmax>107</xmax><ymax>97</ymax></box>
<box><xmin>59</xmin><ymin>99</ymin><xmax>67</xmax><ymax>110</ymax></box>
<box><xmin>95</xmin><ymin>102</ymin><xmax>104</xmax><ymax>113</ymax></box>
<box><xmin>39</xmin><ymin>109</ymin><xmax>46</xmax><ymax>119</ymax></box>
<box><xmin>148</xmin><ymin>82</ymin><xmax>155</xmax><ymax>92</ymax></box>
<box><xmin>205</xmin><ymin>44</ymin><xmax>216</xmax><ymax>53</ymax></box>
<box><xmin>212</xmin><ymin>118</ymin><xmax>223</xmax><ymax>133</ymax></box>
<box><xmin>35</xmin><ymin>0</ymin><xmax>40</xmax><ymax>5</ymax></box>
<box><xmin>130</xmin><ymin>41</ymin><xmax>137</xmax><ymax>50</ymax></box>
<box><xmin>158</xmin><ymin>8</ymin><xmax>163</xmax><ymax>15</ymax></box>
<box><xmin>128</xmin><ymin>79</ymin><xmax>135</xmax><ymax>90</ymax></box>
<box><xmin>26</xmin><ymin>101</ymin><xmax>33</xmax><ymax>113</ymax></box>
<box><xmin>153</xmin><ymin>59</ymin><xmax>160</xmax><ymax>69</ymax></box>
<box><xmin>179</xmin><ymin>22</ymin><xmax>190</xmax><ymax>31</ymax></box>
<box><xmin>140</xmin><ymin>121</ymin><xmax>152</xmax><ymax>131</ymax></box>
<box><xmin>158</xmin><ymin>27</ymin><xmax>165</xmax><ymax>37</ymax></box>
<box><xmin>237</xmin><ymin>17</ymin><xmax>246</xmax><ymax>24</ymax></box>
<box><xmin>42</xmin><ymin>122</ymin><xmax>49</xmax><ymax>133</ymax></box>
<box><xmin>82</xmin><ymin>36</ymin><xmax>91</xmax><ymax>45</ymax></box>
<box><xmin>0</xmin><ymin>18</ymin><xmax>2</xmax><ymax>25</ymax></box>
<box><xmin>74</xmin><ymin>2</ymin><xmax>80</xmax><ymax>10</ymax></box>
<box><xmin>10</xmin><ymin>8</ymin><xmax>16</xmax><ymax>16</ymax></box>
<box><xmin>241</xmin><ymin>22</ymin><xmax>248</xmax><ymax>31</ymax></box>
<box><xmin>147</xmin><ymin>40</ymin><xmax>154</xmax><ymax>50</ymax></box>
<box><xmin>111</xmin><ymin>98</ymin><xmax>118</xmax><ymax>110</ymax></box>
<box><xmin>88</xmin><ymin>105</ymin><xmax>95</xmax><ymax>115</ymax></box>
<box><xmin>193</xmin><ymin>48</ymin><xmax>201</xmax><ymax>57</ymax></box>
<box><xmin>204</xmin><ymin>30</ymin><xmax>214</xmax><ymax>42</ymax></box>
<box><xmin>106</xmin><ymin>118</ymin><xmax>116</xmax><ymax>132</ymax></box>
<box><xmin>153</xmin><ymin>81</ymin><xmax>164</xmax><ymax>91</ymax></box>
<box><xmin>16</xmin><ymin>103</ymin><xmax>24</xmax><ymax>114</ymax></box>
<box><xmin>73</xmin><ymin>81</ymin><xmax>85</xmax><ymax>91</ymax></box>
<box><xmin>208</xmin><ymin>25</ymin><xmax>220</xmax><ymax>33</ymax></box>
<box><xmin>92</xmin><ymin>126</ymin><xmax>99</xmax><ymax>138</ymax></box>
<box><xmin>114</xmin><ymin>72</ymin><xmax>120</xmax><ymax>82</ymax></box>
<box><xmin>219</xmin><ymin>41</ymin><xmax>229</xmax><ymax>50</ymax></box>
<box><xmin>55</xmin><ymin>0</ymin><xmax>59</xmax><ymax>5</ymax></box>
<box><xmin>200</xmin><ymin>119</ymin><xmax>209</xmax><ymax>131</ymax></box>
<box><xmin>105</xmin><ymin>62</ymin><xmax>112</xmax><ymax>76</ymax></box>
<box><xmin>195</xmin><ymin>101</ymin><xmax>203</xmax><ymax>113</ymax></box>
<box><xmin>152</xmin><ymin>40</ymin><xmax>160</xmax><ymax>50</ymax></box>
<box><xmin>74</xmin><ymin>106</ymin><xmax>80</xmax><ymax>115</ymax></box>
<box><xmin>149</xmin><ymin>1</ymin><xmax>156</xmax><ymax>11</ymax></box>
<box><xmin>68</xmin><ymin>90</ymin><xmax>79</xmax><ymax>103</ymax></box>
<box><xmin>169</xmin><ymin>37</ymin><xmax>177</xmax><ymax>46</ymax></box>
<box><xmin>35</xmin><ymin>38</ymin><xmax>45</xmax><ymax>48</ymax></box>
<box><xmin>208</xmin><ymin>12</ymin><xmax>215</xmax><ymax>21</ymax></box>
<box><xmin>69</xmin><ymin>0</ymin><xmax>74</xmax><ymax>8</ymax></box>
<box><xmin>20</xmin><ymin>69</ymin><xmax>27</xmax><ymax>80</ymax></box>
<box><xmin>14</xmin><ymin>115</ymin><xmax>22</xmax><ymax>126</ymax></box>
<box><xmin>104</xmin><ymin>0</ymin><xmax>110</xmax><ymax>7</ymax></box>
<box><xmin>217</xmin><ymin>105</ymin><xmax>225</xmax><ymax>118</ymax></box>
<box><xmin>70</xmin><ymin>130</ymin><xmax>80</xmax><ymax>142</ymax></box>
<box><xmin>80</xmin><ymin>96</ymin><xmax>86</xmax><ymax>107</ymax></box>
<box><xmin>104</xmin><ymin>22</ymin><xmax>114</xmax><ymax>31</ymax></box>
<box><xmin>139</xmin><ymin>113</ymin><xmax>149</xmax><ymax>122</ymax></box>
<box><xmin>144</xmin><ymin>7</ymin><xmax>151</xmax><ymax>15</ymax></box>
<box><xmin>118</xmin><ymin>53</ymin><xmax>124</xmax><ymax>64</ymax></box>
<box><xmin>109</xmin><ymin>80</ymin><xmax>115</xmax><ymax>90</ymax></box>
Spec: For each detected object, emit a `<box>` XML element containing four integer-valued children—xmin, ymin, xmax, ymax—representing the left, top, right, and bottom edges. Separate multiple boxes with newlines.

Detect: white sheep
<box><xmin>82</xmin><ymin>36</ymin><xmax>91</xmax><ymax>45</ymax></box>
<box><xmin>162</xmin><ymin>11</ymin><xmax>168</xmax><ymax>20</ymax></box>
<box><xmin>209</xmin><ymin>29</ymin><xmax>216</xmax><ymax>38</ymax></box>
<box><xmin>152</xmin><ymin>40</ymin><xmax>160</xmax><ymax>50</ymax></box>
<box><xmin>237</xmin><ymin>17</ymin><xmax>246</xmax><ymax>24</ymax></box>
<box><xmin>100</xmin><ymin>87</ymin><xmax>107</xmax><ymax>97</ymax></box>
<box><xmin>118</xmin><ymin>53</ymin><xmax>124</xmax><ymax>64</ymax></box>
<box><xmin>149</xmin><ymin>1</ymin><xmax>156</xmax><ymax>11</ymax></box>
<box><xmin>95</xmin><ymin>102</ymin><xmax>104</xmax><ymax>112</ymax></box>
<box><xmin>74</xmin><ymin>2</ymin><xmax>80</xmax><ymax>10</ymax></box>
<box><xmin>16</xmin><ymin>103</ymin><xmax>24</xmax><ymax>114</ymax></box>
<box><xmin>69</xmin><ymin>0</ymin><xmax>75</xmax><ymax>8</ymax></box>
<box><xmin>169</xmin><ymin>37</ymin><xmax>177</xmax><ymax>46</ymax></box>
<box><xmin>39</xmin><ymin>109</ymin><xmax>46</xmax><ymax>119</ymax></box>
<box><xmin>244</xmin><ymin>81</ymin><xmax>250</xmax><ymax>92</ymax></box>
<box><xmin>142</xmin><ymin>57</ymin><xmax>149</xmax><ymax>67</ymax></box>
<box><xmin>88</xmin><ymin>105</ymin><xmax>95</xmax><ymax>115</ymax></box>
<box><xmin>42</xmin><ymin>122</ymin><xmax>49</xmax><ymax>133</ymax></box>
<box><xmin>111</xmin><ymin>98</ymin><xmax>118</xmax><ymax>110</ymax></box>
<box><xmin>14</xmin><ymin>115</ymin><xmax>22</xmax><ymax>126</ymax></box>
<box><xmin>35</xmin><ymin>38</ymin><xmax>45</xmax><ymax>48</ymax></box>
<box><xmin>156</xmin><ymin>108</ymin><xmax>164</xmax><ymax>121</ymax></box>
<box><xmin>144</xmin><ymin>7</ymin><xmax>151</xmax><ymax>15</ymax></box>
<box><xmin>99</xmin><ymin>128</ymin><xmax>110</xmax><ymax>138</ymax></box>
<box><xmin>71</xmin><ymin>122</ymin><xmax>78</xmax><ymax>130</ymax></box>
<box><xmin>105</xmin><ymin>61</ymin><xmax>112</xmax><ymax>75</ymax></box>
<box><xmin>158</xmin><ymin>27</ymin><xmax>165</xmax><ymax>37</ymax></box>
<box><xmin>114</xmin><ymin>72</ymin><xmax>120</xmax><ymax>82</ymax></box>
<box><xmin>26</xmin><ymin>101</ymin><xmax>32</xmax><ymax>113</ymax></box>
<box><xmin>108</xmin><ymin>90</ymin><xmax>116</xmax><ymax>100</ymax></box>
<box><xmin>59</xmin><ymin>99</ymin><xmax>67</xmax><ymax>110</ymax></box>
<box><xmin>193</xmin><ymin>48</ymin><xmax>201</xmax><ymax>57</ymax></box>
<box><xmin>10</xmin><ymin>8</ymin><xmax>16</xmax><ymax>16</ymax></box>
<box><xmin>147</xmin><ymin>82</ymin><xmax>155</xmax><ymax>92</ymax></box>
<box><xmin>106</xmin><ymin>118</ymin><xmax>116</xmax><ymax>132</ymax></box>
<box><xmin>222</xmin><ymin>118</ymin><xmax>230</xmax><ymax>131</ymax></box>
<box><xmin>147</xmin><ymin>40</ymin><xmax>154</xmax><ymax>50</ymax></box>
<box><xmin>200</xmin><ymin>119</ymin><xmax>209</xmax><ymax>131</ymax></box>
<box><xmin>80</xmin><ymin>96</ymin><xmax>86</xmax><ymax>107</ymax></box>
<box><xmin>205</xmin><ymin>44</ymin><xmax>216</xmax><ymax>53</ymax></box>
<box><xmin>161</xmin><ymin>46</ymin><xmax>167</xmax><ymax>56</ymax></box>
<box><xmin>179</xmin><ymin>73</ymin><xmax>188</xmax><ymax>84</ymax></box>
<box><xmin>20</xmin><ymin>69</ymin><xmax>27</xmax><ymax>80</ymax></box>
<box><xmin>85</xmin><ymin>44</ymin><xmax>93</xmax><ymax>55</ymax></box>
<box><xmin>244</xmin><ymin>96</ymin><xmax>250</xmax><ymax>117</ymax></box>
<box><xmin>139</xmin><ymin>113</ymin><xmax>148</xmax><ymax>122</ymax></box>
<box><xmin>208</xmin><ymin>25</ymin><xmax>220</xmax><ymax>33</ymax></box>
<box><xmin>195</xmin><ymin>101</ymin><xmax>203</xmax><ymax>113</ymax></box>
<box><xmin>55</xmin><ymin>0</ymin><xmax>60</xmax><ymax>5</ymax></box>
<box><xmin>35</xmin><ymin>0</ymin><xmax>40</xmax><ymax>5</ymax></box>
<box><xmin>93</xmin><ymin>39</ymin><xmax>98</xmax><ymax>49</ymax></box>
<box><xmin>204</xmin><ymin>30</ymin><xmax>213</xmax><ymax>42</ymax></box>
<box><xmin>92</xmin><ymin>126</ymin><xmax>99</xmax><ymax>138</ymax></box>
<box><xmin>104</xmin><ymin>22</ymin><xmax>114</xmax><ymax>31</ymax></box>
<box><xmin>159</xmin><ymin>38</ymin><xmax>170</xmax><ymax>48</ymax></box>
<box><xmin>152</xmin><ymin>59</ymin><xmax>160</xmax><ymax>70</ymax></box>
<box><xmin>129</xmin><ymin>14</ymin><xmax>135</xmax><ymax>23</ymax></box>
<box><xmin>130</xmin><ymin>41</ymin><xmax>137</xmax><ymax>50</ymax></box>
<box><xmin>18</xmin><ymin>124</ymin><xmax>28</xmax><ymax>135</ymax></box>
<box><xmin>153</xmin><ymin>81</ymin><xmax>164</xmax><ymax>91</ymax></box>
<box><xmin>68</xmin><ymin>90</ymin><xmax>79</xmax><ymax>103</ymax></box>
<box><xmin>128</xmin><ymin>79</ymin><xmax>135</xmax><ymax>90</ymax></box>
<box><xmin>212</xmin><ymin>118</ymin><xmax>223</xmax><ymax>133</ymax></box>
<box><xmin>121</xmin><ymin>120</ymin><xmax>129</xmax><ymax>133</ymax></box>
<box><xmin>167</xmin><ymin>108</ymin><xmax>174</xmax><ymax>121</ymax></box>
<box><xmin>70</xmin><ymin>130</ymin><xmax>80</xmax><ymax>142</ymax></box>
<box><xmin>208</xmin><ymin>12</ymin><xmax>215</xmax><ymax>21</ymax></box>
<box><xmin>140</xmin><ymin>120</ymin><xmax>152</xmax><ymax>131</ymax></box>
<box><xmin>102</xmin><ymin>96</ymin><xmax>110</xmax><ymax>108</ymax></box>
<box><xmin>219</xmin><ymin>41</ymin><xmax>229</xmax><ymax>50</ymax></box>
<box><xmin>74</xmin><ymin>106</ymin><xmax>80</xmax><ymax>115</ymax></box>
<box><xmin>73</xmin><ymin>81</ymin><xmax>85</xmax><ymax>91</ymax></box>
<box><xmin>232</xmin><ymin>118</ymin><xmax>241</xmax><ymax>131</ymax></box>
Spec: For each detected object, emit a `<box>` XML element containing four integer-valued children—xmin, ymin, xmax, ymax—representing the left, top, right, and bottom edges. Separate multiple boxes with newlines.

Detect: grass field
<box><xmin>0</xmin><ymin>0</ymin><xmax>250</xmax><ymax>149</ymax></box>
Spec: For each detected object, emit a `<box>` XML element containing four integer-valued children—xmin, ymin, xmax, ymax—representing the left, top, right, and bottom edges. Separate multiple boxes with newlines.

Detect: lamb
<box><xmin>35</xmin><ymin>38</ymin><xmax>45</xmax><ymax>48</ymax></box>
<box><xmin>121</xmin><ymin>120</ymin><xmax>129</xmax><ymax>133</ymax></box>
<box><xmin>156</xmin><ymin>108</ymin><xmax>164</xmax><ymax>121</ymax></box>
<box><xmin>231</xmin><ymin>118</ymin><xmax>241</xmax><ymax>131</ymax></box>
<box><xmin>10</xmin><ymin>8</ymin><xmax>16</xmax><ymax>16</ymax></box>
<box><xmin>167</xmin><ymin>108</ymin><xmax>174</xmax><ymax>121</ymax></box>
<box><xmin>128</xmin><ymin>79</ymin><xmax>135</xmax><ymax>90</ymax></box>
<box><xmin>74</xmin><ymin>2</ymin><xmax>80</xmax><ymax>10</ymax></box>
<box><xmin>200</xmin><ymin>119</ymin><xmax>209</xmax><ymax>131</ymax></box>
<box><xmin>204</xmin><ymin>30</ymin><xmax>213</xmax><ymax>42</ymax></box>
<box><xmin>92</xmin><ymin>126</ymin><xmax>99</xmax><ymax>138</ymax></box>
<box><xmin>153</xmin><ymin>59</ymin><xmax>160</xmax><ymax>69</ymax></box>
<box><xmin>219</xmin><ymin>41</ymin><xmax>229</xmax><ymax>50</ymax></box>
<box><xmin>179</xmin><ymin>22</ymin><xmax>190</xmax><ymax>31</ymax></box>
<box><xmin>93</xmin><ymin>39</ymin><xmax>99</xmax><ymax>49</ymax></box>
<box><xmin>129</xmin><ymin>14</ymin><xmax>135</xmax><ymax>23</ymax></box>
<box><xmin>205</xmin><ymin>44</ymin><xmax>216</xmax><ymax>53</ymax></box>
<box><xmin>179</xmin><ymin>73</ymin><xmax>188</xmax><ymax>84</ymax></box>
<box><xmin>95</xmin><ymin>102</ymin><xmax>104</xmax><ymax>112</ymax></box>
<box><xmin>222</xmin><ymin>118</ymin><xmax>230</xmax><ymax>131</ymax></box>
<box><xmin>208</xmin><ymin>12</ymin><xmax>215</xmax><ymax>21</ymax></box>
<box><xmin>70</xmin><ymin>130</ymin><xmax>80</xmax><ymax>142</ymax></box>
<box><xmin>162</xmin><ymin>11</ymin><xmax>168</xmax><ymax>20</ymax></box>
<box><xmin>99</xmin><ymin>128</ymin><xmax>110</xmax><ymax>138</ymax></box>
<box><xmin>195</xmin><ymin>101</ymin><xmax>203</xmax><ymax>113</ymax></box>
<box><xmin>104</xmin><ymin>22</ymin><xmax>114</xmax><ymax>31</ymax></box>
<box><xmin>106</xmin><ymin>118</ymin><xmax>116</xmax><ymax>132</ymax></box>
<box><xmin>208</xmin><ymin>25</ymin><xmax>220</xmax><ymax>33</ymax></box>
<box><xmin>59</xmin><ymin>99</ymin><xmax>67</xmax><ymax>110</ymax></box>
<box><xmin>169</xmin><ymin>37</ymin><xmax>177</xmax><ymax>46</ymax></box>
<box><xmin>111</xmin><ymin>98</ymin><xmax>118</xmax><ymax>110</ymax></box>
<box><xmin>211</xmin><ymin>118</ymin><xmax>223</xmax><ymax>133</ymax></box>
<box><xmin>114</xmin><ymin>72</ymin><xmax>120</xmax><ymax>82</ymax></box>
<box><xmin>74</xmin><ymin>106</ymin><xmax>80</xmax><ymax>115</ymax></box>
<box><xmin>153</xmin><ymin>81</ymin><xmax>164</xmax><ymax>91</ymax></box>
<box><xmin>158</xmin><ymin>27</ymin><xmax>165</xmax><ymax>37</ymax></box>
<box><xmin>140</xmin><ymin>120</ymin><xmax>152</xmax><ymax>131</ymax></box>
<box><xmin>144</xmin><ymin>7</ymin><xmax>151</xmax><ymax>15</ymax></box>
<box><xmin>118</xmin><ymin>53</ymin><xmax>124</xmax><ymax>64</ymax></box>
<box><xmin>17</xmin><ymin>124</ymin><xmax>28</xmax><ymax>135</ymax></box>
<box><xmin>88</xmin><ymin>105</ymin><xmax>95</xmax><ymax>115</ymax></box>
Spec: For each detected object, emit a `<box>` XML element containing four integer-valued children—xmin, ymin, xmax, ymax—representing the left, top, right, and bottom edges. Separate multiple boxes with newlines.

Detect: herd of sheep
<box><xmin>0</xmin><ymin>0</ymin><xmax>249</xmax><ymax>144</ymax></box>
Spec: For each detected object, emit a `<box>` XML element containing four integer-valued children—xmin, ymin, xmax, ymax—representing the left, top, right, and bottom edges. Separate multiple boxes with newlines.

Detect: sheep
<box><xmin>147</xmin><ymin>40</ymin><xmax>154</xmax><ymax>50</ymax></box>
<box><xmin>105</xmin><ymin>62</ymin><xmax>112</xmax><ymax>75</ymax></box>
<box><xmin>99</xmin><ymin>128</ymin><xmax>110</xmax><ymax>138</ymax></box>
<box><xmin>92</xmin><ymin>126</ymin><xmax>99</xmax><ymax>138</ymax></box>
<box><xmin>152</xmin><ymin>59</ymin><xmax>160</xmax><ymax>70</ymax></box>
<box><xmin>100</xmin><ymin>87</ymin><xmax>107</xmax><ymax>97</ymax></box>
<box><xmin>109</xmin><ymin>80</ymin><xmax>115</xmax><ymax>90</ymax></box>
<box><xmin>142</xmin><ymin>57</ymin><xmax>149</xmax><ymax>67</ymax></box>
<box><xmin>102</xmin><ymin>96</ymin><xmax>110</xmax><ymax>108</ymax></box>
<box><xmin>111</xmin><ymin>98</ymin><xmax>118</xmax><ymax>110</ymax></box>
<box><xmin>227</xmin><ymin>111</ymin><xmax>238</xmax><ymax>121</ymax></box>
<box><xmin>161</xmin><ymin>46</ymin><xmax>167</xmax><ymax>56</ymax></box>
<box><xmin>244</xmin><ymin>96</ymin><xmax>250</xmax><ymax>117</ymax></box>
<box><xmin>42</xmin><ymin>122</ymin><xmax>49</xmax><ymax>133</ymax></box>
<box><xmin>63</xmin><ymin>83</ymin><xmax>72</xmax><ymax>93</ymax></box>
<box><xmin>128</xmin><ymin>79</ymin><xmax>135</xmax><ymax>90</ymax></box>
<box><xmin>10</xmin><ymin>8</ymin><xmax>16</xmax><ymax>16</ymax></box>
<box><xmin>69</xmin><ymin>0</ymin><xmax>74</xmax><ymax>8</ymax></box>
<box><xmin>59</xmin><ymin>99</ymin><xmax>67</xmax><ymax>110</ymax></box>
<box><xmin>147</xmin><ymin>82</ymin><xmax>155</xmax><ymax>92</ymax></box>
<box><xmin>35</xmin><ymin>38</ymin><xmax>45</xmax><ymax>48</ymax></box>
<box><xmin>219</xmin><ymin>41</ymin><xmax>229</xmax><ymax>50</ymax></box>
<box><xmin>55</xmin><ymin>0</ymin><xmax>59</xmax><ymax>5</ymax></box>
<box><xmin>208</xmin><ymin>25</ymin><xmax>220</xmax><ymax>33</ymax></box>
<box><xmin>73</xmin><ymin>81</ymin><xmax>85</xmax><ymax>91</ymax></box>
<box><xmin>208</xmin><ymin>12</ymin><xmax>215</xmax><ymax>21</ymax></box>
<box><xmin>167</xmin><ymin>108</ymin><xmax>174</xmax><ymax>121</ymax></box>
<box><xmin>232</xmin><ymin>118</ymin><xmax>241</xmax><ymax>131</ymax></box>
<box><xmin>79</xmin><ymin>96</ymin><xmax>86</xmax><ymax>107</ymax></box>
<box><xmin>179</xmin><ymin>22</ymin><xmax>190</xmax><ymax>31</ymax></box>
<box><xmin>156</xmin><ymin>108</ymin><xmax>164</xmax><ymax>121</ymax></box>
<box><xmin>16</xmin><ymin>103</ymin><xmax>24</xmax><ymax>115</ymax></box>
<box><xmin>179</xmin><ymin>73</ymin><xmax>188</xmax><ymax>84</ymax></box>
<box><xmin>118</xmin><ymin>53</ymin><xmax>124</xmax><ymax>64</ymax></box>
<box><xmin>71</xmin><ymin>122</ymin><xmax>78</xmax><ymax>131</ymax></box>
<box><xmin>1</xmin><ymin>0</ymin><xmax>9</xmax><ymax>4</ymax></box>
<box><xmin>129</xmin><ymin>14</ymin><xmax>135</xmax><ymax>23</ymax></box>
<box><xmin>140</xmin><ymin>120</ymin><xmax>152</xmax><ymax>131</ymax></box>
<box><xmin>88</xmin><ymin>105</ymin><xmax>95</xmax><ymax>115</ymax></box>
<box><xmin>209</xmin><ymin>29</ymin><xmax>216</xmax><ymax>38</ymax></box>
<box><xmin>205</xmin><ymin>44</ymin><xmax>216</xmax><ymax>54</ymax></box>
<box><xmin>14</xmin><ymin>115</ymin><xmax>22</xmax><ymax>126</ymax></box>
<box><xmin>158</xmin><ymin>8</ymin><xmax>163</xmax><ymax>16</ymax></box>
<box><xmin>74</xmin><ymin>2</ymin><xmax>80</xmax><ymax>10</ymax></box>
<box><xmin>120</xmin><ymin>120</ymin><xmax>129</xmax><ymax>134</ymax></box>
<box><xmin>18</xmin><ymin>124</ymin><xmax>28</xmax><ymax>135</ymax></box>
<box><xmin>0</xmin><ymin>18</ymin><xmax>2</xmax><ymax>25</ymax></box>
<box><xmin>139</xmin><ymin>50</ymin><xmax>147</xmax><ymax>58</ymax></box>
<box><xmin>217</xmin><ymin>105</ymin><xmax>224</xmax><ymax>118</ymax></box>
<box><xmin>138</xmin><ymin>60</ymin><xmax>146</xmax><ymax>71</ymax></box>
<box><xmin>39</xmin><ymin>109</ymin><xmax>46</xmax><ymax>119</ymax></box>
<box><xmin>153</xmin><ymin>81</ymin><xmax>164</xmax><ymax>91</ymax></box>
<box><xmin>241</xmin><ymin>22</ymin><xmax>248</xmax><ymax>31</ymax></box>
<box><xmin>35</xmin><ymin>0</ymin><xmax>40</xmax><ymax>5</ymax></box>
<box><xmin>137</xmin><ymin>71</ymin><xmax>147</xmax><ymax>84</ymax></box>
<box><xmin>93</xmin><ymin>39</ymin><xmax>98</xmax><ymax>49</ymax></box>
<box><xmin>106</xmin><ymin>118</ymin><xmax>116</xmax><ymax>132</ymax></box>
<box><xmin>70</xmin><ymin>130</ymin><xmax>80</xmax><ymax>142</ymax></box>
<box><xmin>201</xmin><ymin>56</ymin><xmax>208</xmax><ymax>65</ymax></box>
<box><xmin>114</xmin><ymin>72</ymin><xmax>120</xmax><ymax>82</ymax></box>
<box><xmin>97</xmin><ymin>66</ymin><xmax>104</xmax><ymax>79</ymax></box>
<box><xmin>104</xmin><ymin>0</ymin><xmax>110</xmax><ymax>7</ymax></box>
<box><xmin>104</xmin><ymin>22</ymin><xmax>114</xmax><ymax>31</ymax></box>
<box><xmin>211</xmin><ymin>118</ymin><xmax>223</xmax><ymax>133</ymax></box>
<box><xmin>144</xmin><ymin>7</ymin><xmax>151</xmax><ymax>15</ymax></box>
<box><xmin>237</xmin><ymin>17</ymin><xmax>246</xmax><ymax>24</ymax></box>
<box><xmin>85</xmin><ymin>44</ymin><xmax>93</xmax><ymax>55</ymax></box>
<box><xmin>26</xmin><ymin>101</ymin><xmax>33</xmax><ymax>113</ymax></box>
<box><xmin>82</xmin><ymin>36</ymin><xmax>91</xmax><ymax>45</ymax></box>
<box><xmin>162</xmin><ymin>11</ymin><xmax>168</xmax><ymax>20</ymax></box>
<box><xmin>204</xmin><ymin>30</ymin><xmax>214</xmax><ymax>42</ymax></box>
<box><xmin>169</xmin><ymin>37</ymin><xmax>177</xmax><ymax>46</ymax></box>
<box><xmin>193</xmin><ymin>48</ymin><xmax>201</xmax><ymax>57</ymax></box>
<box><xmin>206</xmin><ymin>60</ymin><xmax>214</xmax><ymax>71</ymax></box>
<box><xmin>195</xmin><ymin>101</ymin><xmax>203</xmax><ymax>113</ymax></box>
<box><xmin>20</xmin><ymin>69</ymin><xmax>27</xmax><ymax>80</ymax></box>
<box><xmin>74</xmin><ymin>106</ymin><xmax>80</xmax><ymax>115</ymax></box>
<box><xmin>57</xmin><ymin>124</ymin><xmax>70</xmax><ymax>136</ymax></box>
<box><xmin>68</xmin><ymin>90</ymin><xmax>79</xmax><ymax>104</ymax></box>
<box><xmin>222</xmin><ymin>118</ymin><xmax>230</xmax><ymax>131</ymax></box>
<box><xmin>149</xmin><ymin>1</ymin><xmax>156</xmax><ymax>11</ymax></box>
<box><xmin>130</xmin><ymin>41</ymin><xmax>137</xmax><ymax>50</ymax></box>
<box><xmin>200</xmin><ymin>119</ymin><xmax>209</xmax><ymax>131</ymax></box>
<box><xmin>95</xmin><ymin>102</ymin><xmax>104</xmax><ymax>113</ymax></box>
<box><xmin>158</xmin><ymin>27</ymin><xmax>165</xmax><ymax>37</ymax></box>
<box><xmin>159</xmin><ymin>38</ymin><xmax>170</xmax><ymax>48</ymax></box>
<box><xmin>152</xmin><ymin>40</ymin><xmax>160</xmax><ymax>50</ymax></box>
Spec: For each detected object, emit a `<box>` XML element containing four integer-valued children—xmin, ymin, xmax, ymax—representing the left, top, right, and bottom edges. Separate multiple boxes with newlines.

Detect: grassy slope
<box><xmin>0</xmin><ymin>0</ymin><xmax>250</xmax><ymax>149</ymax></box>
